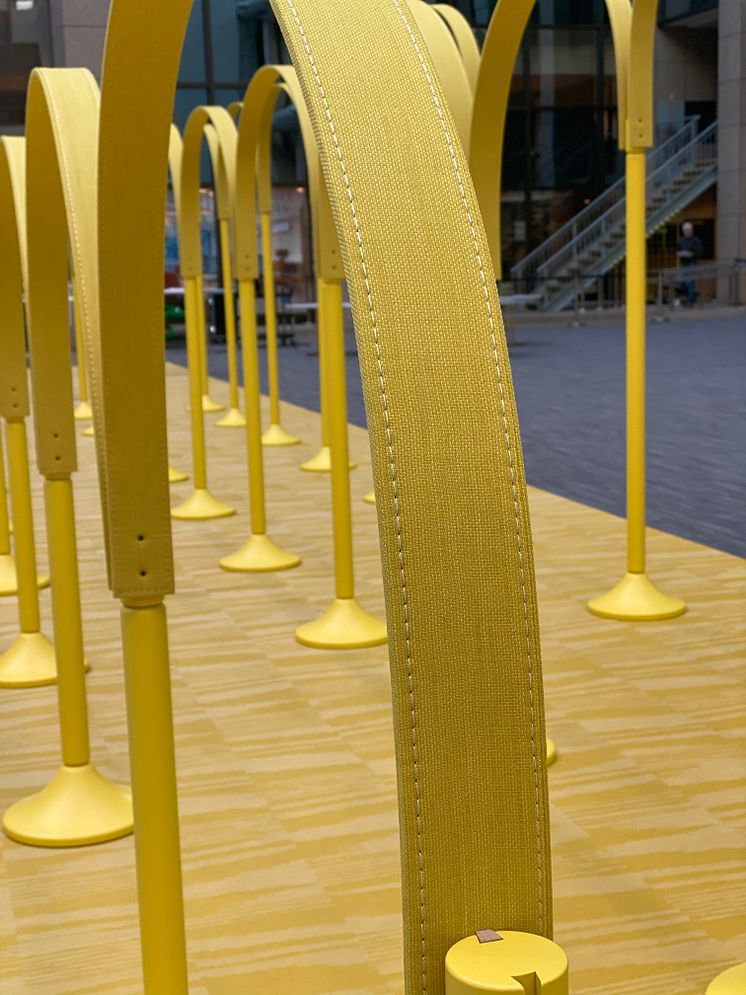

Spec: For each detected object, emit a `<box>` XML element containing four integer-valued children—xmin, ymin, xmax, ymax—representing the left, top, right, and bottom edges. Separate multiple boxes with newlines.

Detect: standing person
<box><xmin>676</xmin><ymin>221</ymin><xmax>703</xmax><ymax>306</ymax></box>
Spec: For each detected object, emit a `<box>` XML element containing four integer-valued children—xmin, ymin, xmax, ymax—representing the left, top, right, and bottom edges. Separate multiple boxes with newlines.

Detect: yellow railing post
<box><xmin>0</xmin><ymin>427</ymin><xmax>18</xmax><ymax>595</ymax></box>
<box><xmin>296</xmin><ymin>277</ymin><xmax>386</xmax><ymax>649</ymax></box>
<box><xmin>214</xmin><ymin>215</ymin><xmax>245</xmax><ymax>427</ymax></box>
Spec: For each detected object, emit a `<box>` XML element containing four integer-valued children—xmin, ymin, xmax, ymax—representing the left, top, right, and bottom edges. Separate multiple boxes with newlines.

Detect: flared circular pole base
<box><xmin>0</xmin><ymin>554</ymin><xmax>49</xmax><ymax>596</ymax></box>
<box><xmin>296</xmin><ymin>597</ymin><xmax>387</xmax><ymax>649</ymax></box>
<box><xmin>262</xmin><ymin>422</ymin><xmax>300</xmax><ymax>446</ymax></box>
<box><xmin>445</xmin><ymin>930</ymin><xmax>568</xmax><ymax>994</ymax></box>
<box><xmin>546</xmin><ymin>738</ymin><xmax>557</xmax><ymax>767</ymax></box>
<box><xmin>363</xmin><ymin>492</ymin><xmax>376</xmax><ymax>505</ymax></box>
<box><xmin>73</xmin><ymin>400</ymin><xmax>92</xmax><ymax>421</ymax></box>
<box><xmin>201</xmin><ymin>394</ymin><xmax>224</xmax><ymax>413</ymax></box>
<box><xmin>81</xmin><ymin>425</ymin><xmax>94</xmax><ymax>438</ymax></box>
<box><xmin>168</xmin><ymin>465</ymin><xmax>189</xmax><ymax>484</ymax></box>
<box><xmin>215</xmin><ymin>407</ymin><xmax>247</xmax><ymax>429</ymax></box>
<box><xmin>300</xmin><ymin>446</ymin><xmax>356</xmax><ymax>473</ymax></box>
<box><xmin>588</xmin><ymin>571</ymin><xmax>686</xmax><ymax>621</ymax></box>
<box><xmin>220</xmin><ymin>533</ymin><xmax>301</xmax><ymax>573</ymax></box>
<box><xmin>171</xmin><ymin>488</ymin><xmax>236</xmax><ymax>521</ymax></box>
<box><xmin>0</xmin><ymin>632</ymin><xmax>57</xmax><ymax>687</ymax></box>
<box><xmin>706</xmin><ymin>964</ymin><xmax>746</xmax><ymax>994</ymax></box>
<box><xmin>3</xmin><ymin>764</ymin><xmax>133</xmax><ymax>847</ymax></box>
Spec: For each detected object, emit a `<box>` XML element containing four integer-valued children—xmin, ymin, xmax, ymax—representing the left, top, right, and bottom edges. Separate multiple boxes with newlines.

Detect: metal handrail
<box><xmin>534</xmin><ymin>120</ymin><xmax>717</xmax><ymax>281</ymax></box>
<box><xmin>511</xmin><ymin>116</ymin><xmax>701</xmax><ymax>281</ymax></box>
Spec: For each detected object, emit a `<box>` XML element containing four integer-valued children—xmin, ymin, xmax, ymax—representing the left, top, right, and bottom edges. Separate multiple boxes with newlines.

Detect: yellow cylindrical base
<box><xmin>171</xmin><ymin>488</ymin><xmax>235</xmax><ymax>521</ymax></box>
<box><xmin>81</xmin><ymin>425</ymin><xmax>94</xmax><ymax>437</ymax></box>
<box><xmin>363</xmin><ymin>492</ymin><xmax>376</xmax><ymax>505</ymax></box>
<box><xmin>0</xmin><ymin>555</ymin><xmax>49</xmax><ymax>596</ymax></box>
<box><xmin>296</xmin><ymin>597</ymin><xmax>387</xmax><ymax>650</ymax></box>
<box><xmin>168</xmin><ymin>465</ymin><xmax>189</xmax><ymax>484</ymax></box>
<box><xmin>588</xmin><ymin>571</ymin><xmax>686</xmax><ymax>621</ymax></box>
<box><xmin>301</xmin><ymin>446</ymin><xmax>356</xmax><ymax>473</ymax></box>
<box><xmin>219</xmin><ymin>532</ymin><xmax>300</xmax><ymax>573</ymax></box>
<box><xmin>262</xmin><ymin>423</ymin><xmax>300</xmax><ymax>446</ymax></box>
<box><xmin>2</xmin><ymin>764</ymin><xmax>133</xmax><ymax>847</ymax></box>
<box><xmin>201</xmin><ymin>393</ymin><xmax>224</xmax><ymax>413</ymax></box>
<box><xmin>0</xmin><ymin>631</ymin><xmax>57</xmax><ymax>687</ymax></box>
<box><xmin>546</xmin><ymin>738</ymin><xmax>557</xmax><ymax>767</ymax></box>
<box><xmin>215</xmin><ymin>407</ymin><xmax>246</xmax><ymax>429</ymax></box>
<box><xmin>73</xmin><ymin>400</ymin><xmax>93</xmax><ymax>421</ymax></box>
<box><xmin>445</xmin><ymin>931</ymin><xmax>569</xmax><ymax>994</ymax></box>
<box><xmin>706</xmin><ymin>964</ymin><xmax>746</xmax><ymax>994</ymax></box>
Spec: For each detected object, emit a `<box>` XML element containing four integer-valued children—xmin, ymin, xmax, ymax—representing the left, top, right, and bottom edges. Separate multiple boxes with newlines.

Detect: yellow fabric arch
<box><xmin>0</xmin><ymin>138</ymin><xmax>30</xmax><ymax>425</ymax></box>
<box><xmin>267</xmin><ymin>0</ymin><xmax>552</xmax><ymax>991</ymax></box>
<box><xmin>433</xmin><ymin>3</ymin><xmax>481</xmax><ymax>95</ymax></box>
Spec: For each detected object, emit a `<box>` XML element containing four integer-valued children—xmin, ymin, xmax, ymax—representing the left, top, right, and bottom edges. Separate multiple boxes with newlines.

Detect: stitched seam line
<box><xmin>390</xmin><ymin>0</ymin><xmax>544</xmax><ymax>934</ymax></box>
<box><xmin>281</xmin><ymin>1</ymin><xmax>427</xmax><ymax>989</ymax></box>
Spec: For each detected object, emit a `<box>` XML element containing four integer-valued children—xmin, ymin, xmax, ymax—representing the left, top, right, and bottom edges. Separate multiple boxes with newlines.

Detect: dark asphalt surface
<box><xmin>167</xmin><ymin>312</ymin><xmax>746</xmax><ymax>557</ymax></box>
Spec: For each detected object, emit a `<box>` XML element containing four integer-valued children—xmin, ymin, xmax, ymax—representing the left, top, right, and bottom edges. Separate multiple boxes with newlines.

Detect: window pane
<box><xmin>178</xmin><ymin>0</ymin><xmax>205</xmax><ymax>81</ymax></box>
<box><xmin>527</xmin><ymin>27</ymin><xmax>596</xmax><ymax>107</ymax></box>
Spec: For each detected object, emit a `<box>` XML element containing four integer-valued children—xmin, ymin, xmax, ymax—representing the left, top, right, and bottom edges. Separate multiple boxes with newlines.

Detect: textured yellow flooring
<box><xmin>0</xmin><ymin>362</ymin><xmax>744</xmax><ymax>994</ymax></box>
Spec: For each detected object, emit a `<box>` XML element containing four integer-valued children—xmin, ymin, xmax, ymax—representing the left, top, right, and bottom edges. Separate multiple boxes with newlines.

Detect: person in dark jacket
<box><xmin>676</xmin><ymin>221</ymin><xmax>703</xmax><ymax>306</ymax></box>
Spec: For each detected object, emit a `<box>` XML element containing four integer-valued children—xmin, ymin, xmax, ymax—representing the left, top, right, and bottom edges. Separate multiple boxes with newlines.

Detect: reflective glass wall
<box><xmin>0</xmin><ymin>0</ymin><xmax>52</xmax><ymax>127</ymax></box>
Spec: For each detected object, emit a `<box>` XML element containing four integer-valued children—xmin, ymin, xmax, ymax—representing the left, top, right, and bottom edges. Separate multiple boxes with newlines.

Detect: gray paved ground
<box><xmin>167</xmin><ymin>311</ymin><xmax>745</xmax><ymax>557</ymax></box>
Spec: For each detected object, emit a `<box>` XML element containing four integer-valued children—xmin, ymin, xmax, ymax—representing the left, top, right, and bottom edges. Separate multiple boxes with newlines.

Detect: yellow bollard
<box><xmin>296</xmin><ymin>278</ymin><xmax>386</xmax><ymax>649</ymax></box>
<box><xmin>219</xmin><ymin>277</ymin><xmax>300</xmax><ymax>571</ymax></box>
<box><xmin>171</xmin><ymin>275</ymin><xmax>235</xmax><ymax>519</ymax></box>
<box><xmin>71</xmin><ymin>283</ymin><xmax>92</xmax><ymax>422</ymax></box>
<box><xmin>168</xmin><ymin>464</ymin><xmax>189</xmax><ymax>483</ymax></box>
<box><xmin>0</xmin><ymin>427</ymin><xmax>19</xmax><ymax>595</ymax></box>
<box><xmin>0</xmin><ymin>136</ymin><xmax>55</xmax><ymax>685</ymax></box>
<box><xmin>1</xmin><ymin>80</ymin><xmax>133</xmax><ymax>845</ymax></box>
<box><xmin>195</xmin><ymin>271</ymin><xmax>223</xmax><ymax>413</ymax></box>
<box><xmin>706</xmin><ymin>964</ymin><xmax>746</xmax><ymax>994</ymax></box>
<box><xmin>0</xmin><ymin>422</ymin><xmax>56</xmax><ymax>686</ymax></box>
<box><xmin>260</xmin><ymin>211</ymin><xmax>300</xmax><ymax>445</ymax></box>
<box><xmin>363</xmin><ymin>491</ymin><xmax>376</xmax><ymax>505</ymax></box>
<box><xmin>214</xmin><ymin>216</ymin><xmax>245</xmax><ymax>428</ymax></box>
<box><xmin>445</xmin><ymin>932</ymin><xmax>568</xmax><ymax>994</ymax></box>
<box><xmin>588</xmin><ymin>0</ymin><xmax>685</xmax><ymax>621</ymax></box>
<box><xmin>300</xmin><ymin>276</ymin><xmax>334</xmax><ymax>471</ymax></box>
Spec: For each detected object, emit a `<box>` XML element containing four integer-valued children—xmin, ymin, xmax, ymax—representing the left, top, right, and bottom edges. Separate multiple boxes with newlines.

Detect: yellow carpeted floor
<box><xmin>0</xmin><ymin>363</ymin><xmax>744</xmax><ymax>994</ymax></box>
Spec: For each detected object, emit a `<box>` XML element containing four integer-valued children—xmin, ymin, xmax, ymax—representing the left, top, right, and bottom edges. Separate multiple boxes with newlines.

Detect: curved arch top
<box><xmin>433</xmin><ymin>3</ymin><xmax>481</xmax><ymax>94</ymax></box>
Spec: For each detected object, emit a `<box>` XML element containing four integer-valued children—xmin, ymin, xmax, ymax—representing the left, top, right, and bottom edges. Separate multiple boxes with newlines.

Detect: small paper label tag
<box><xmin>476</xmin><ymin>930</ymin><xmax>503</xmax><ymax>944</ymax></box>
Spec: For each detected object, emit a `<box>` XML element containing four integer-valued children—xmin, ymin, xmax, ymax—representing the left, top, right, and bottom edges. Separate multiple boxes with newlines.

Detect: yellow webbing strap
<box><xmin>238</xmin><ymin>64</ymin><xmax>342</xmax><ymax>283</ymax></box>
<box><xmin>25</xmin><ymin>69</ymin><xmax>103</xmax><ymax>481</ymax></box>
<box><xmin>410</xmin><ymin>0</ymin><xmax>472</xmax><ymax>151</ymax></box>
<box><xmin>268</xmin><ymin>0</ymin><xmax>552</xmax><ymax>989</ymax></box>
<box><xmin>180</xmin><ymin>105</ymin><xmax>238</xmax><ymax>281</ymax></box>
<box><xmin>470</xmin><ymin>0</ymin><xmax>534</xmax><ymax>279</ymax></box>
<box><xmin>604</xmin><ymin>0</ymin><xmax>631</xmax><ymax>150</ymax></box>
<box><xmin>432</xmin><ymin>4</ymin><xmax>481</xmax><ymax>94</ymax></box>
<box><xmin>627</xmin><ymin>0</ymin><xmax>656</xmax><ymax>150</ymax></box>
<box><xmin>0</xmin><ymin>138</ymin><xmax>31</xmax><ymax>424</ymax></box>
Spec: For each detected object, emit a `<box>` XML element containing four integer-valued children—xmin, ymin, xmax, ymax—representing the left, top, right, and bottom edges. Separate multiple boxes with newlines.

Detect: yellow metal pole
<box><xmin>301</xmin><ymin>277</ymin><xmax>333</xmax><ymax>470</ymax></box>
<box><xmin>0</xmin><ymin>426</ymin><xmax>18</xmax><ymax>595</ymax></box>
<box><xmin>0</xmin><ymin>419</ymin><xmax>56</xmax><ymax>686</ymax></box>
<box><xmin>196</xmin><ymin>271</ymin><xmax>223</xmax><ymax>413</ymax></box>
<box><xmin>445</xmin><ymin>931</ymin><xmax>568</xmax><ymax>994</ymax></box>
<box><xmin>296</xmin><ymin>278</ymin><xmax>386</xmax><ymax>649</ymax></box>
<box><xmin>260</xmin><ymin>211</ymin><xmax>299</xmax><ymax>445</ymax></box>
<box><xmin>71</xmin><ymin>285</ymin><xmax>92</xmax><ymax>421</ymax></box>
<box><xmin>626</xmin><ymin>149</ymin><xmax>646</xmax><ymax>576</ymax></box>
<box><xmin>3</xmin><ymin>478</ymin><xmax>132</xmax><ymax>846</ymax></box>
<box><xmin>214</xmin><ymin>216</ymin><xmax>245</xmax><ymax>428</ymax></box>
<box><xmin>171</xmin><ymin>276</ymin><xmax>235</xmax><ymax>520</ymax></box>
<box><xmin>121</xmin><ymin>601</ymin><xmax>188</xmax><ymax>994</ymax></box>
<box><xmin>219</xmin><ymin>279</ymin><xmax>300</xmax><ymax>571</ymax></box>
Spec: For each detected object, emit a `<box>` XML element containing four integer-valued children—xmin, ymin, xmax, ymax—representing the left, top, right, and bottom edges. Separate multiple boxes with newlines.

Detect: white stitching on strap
<box><xmin>390</xmin><ymin>0</ymin><xmax>544</xmax><ymax>935</ymax></box>
<box><xmin>281</xmin><ymin>0</ymin><xmax>428</xmax><ymax>989</ymax></box>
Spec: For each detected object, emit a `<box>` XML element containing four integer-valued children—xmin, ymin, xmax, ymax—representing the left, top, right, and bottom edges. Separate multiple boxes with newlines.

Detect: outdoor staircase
<box><xmin>510</xmin><ymin>117</ymin><xmax>718</xmax><ymax>311</ymax></box>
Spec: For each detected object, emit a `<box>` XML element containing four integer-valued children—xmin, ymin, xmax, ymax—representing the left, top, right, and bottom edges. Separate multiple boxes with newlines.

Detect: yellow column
<box><xmin>0</xmin><ymin>420</ymin><xmax>56</xmax><ymax>686</ymax></box>
<box><xmin>121</xmin><ymin>601</ymin><xmax>188</xmax><ymax>994</ymax></box>
<box><xmin>587</xmin><ymin>149</ymin><xmax>685</xmax><ymax>621</ymax></box>
<box><xmin>445</xmin><ymin>931</ymin><xmax>568</xmax><ymax>994</ymax></box>
<box><xmin>72</xmin><ymin>286</ymin><xmax>92</xmax><ymax>422</ymax></box>
<box><xmin>0</xmin><ymin>427</ymin><xmax>18</xmax><ymax>595</ymax></box>
<box><xmin>260</xmin><ymin>211</ymin><xmax>299</xmax><ymax>445</ymax></box>
<box><xmin>296</xmin><ymin>278</ymin><xmax>386</xmax><ymax>649</ymax></box>
<box><xmin>3</xmin><ymin>478</ymin><xmax>133</xmax><ymax>846</ymax></box>
<box><xmin>196</xmin><ymin>271</ymin><xmax>223</xmax><ymax>413</ymax></box>
<box><xmin>214</xmin><ymin>216</ymin><xmax>245</xmax><ymax>428</ymax></box>
<box><xmin>301</xmin><ymin>277</ymin><xmax>334</xmax><ymax>470</ymax></box>
<box><xmin>219</xmin><ymin>279</ymin><xmax>300</xmax><ymax>571</ymax></box>
<box><xmin>171</xmin><ymin>276</ymin><xmax>235</xmax><ymax>520</ymax></box>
